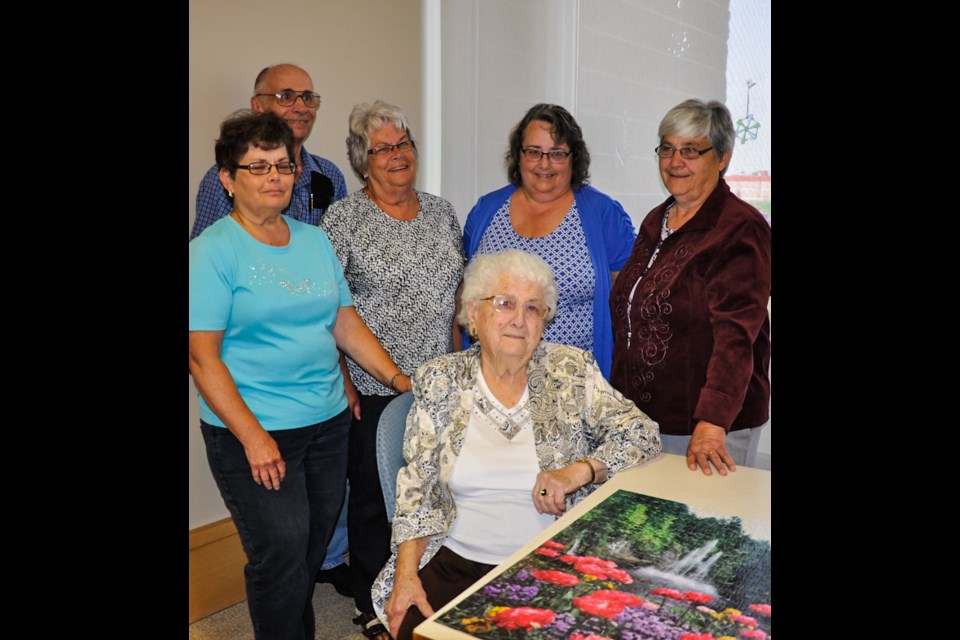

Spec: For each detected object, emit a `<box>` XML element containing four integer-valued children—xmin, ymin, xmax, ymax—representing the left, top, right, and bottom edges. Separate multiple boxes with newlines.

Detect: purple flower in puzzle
<box><xmin>481</xmin><ymin>583</ymin><xmax>504</xmax><ymax>598</ymax></box>
<box><xmin>616</xmin><ymin>604</ymin><xmax>688</xmax><ymax>640</ymax></box>
<box><xmin>480</xmin><ymin>579</ymin><xmax>538</xmax><ymax>601</ymax></box>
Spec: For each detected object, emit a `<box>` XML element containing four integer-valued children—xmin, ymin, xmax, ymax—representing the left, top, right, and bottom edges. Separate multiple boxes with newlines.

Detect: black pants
<box><xmin>396</xmin><ymin>546</ymin><xmax>496</xmax><ymax>640</ymax></box>
<box><xmin>347</xmin><ymin>393</ymin><xmax>395</xmax><ymax>612</ymax></box>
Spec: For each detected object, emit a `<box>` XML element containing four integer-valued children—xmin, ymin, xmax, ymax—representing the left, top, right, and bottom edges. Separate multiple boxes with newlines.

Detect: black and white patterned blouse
<box><xmin>320</xmin><ymin>189</ymin><xmax>465</xmax><ymax>395</ymax></box>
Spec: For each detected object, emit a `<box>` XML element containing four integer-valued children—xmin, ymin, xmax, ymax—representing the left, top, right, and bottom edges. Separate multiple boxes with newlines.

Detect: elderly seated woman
<box><xmin>370</xmin><ymin>248</ymin><xmax>662</xmax><ymax>640</ymax></box>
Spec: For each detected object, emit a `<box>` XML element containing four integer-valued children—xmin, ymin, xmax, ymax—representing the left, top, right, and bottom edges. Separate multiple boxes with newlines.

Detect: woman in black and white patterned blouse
<box><xmin>320</xmin><ymin>99</ymin><xmax>465</xmax><ymax>640</ymax></box>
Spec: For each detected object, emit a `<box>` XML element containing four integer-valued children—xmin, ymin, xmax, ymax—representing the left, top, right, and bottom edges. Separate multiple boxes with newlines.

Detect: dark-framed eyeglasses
<box><xmin>254</xmin><ymin>90</ymin><xmax>322</xmax><ymax>108</ymax></box>
<box><xmin>480</xmin><ymin>294</ymin><xmax>550</xmax><ymax>320</ymax></box>
<box><xmin>521</xmin><ymin>147</ymin><xmax>572</xmax><ymax>163</ymax></box>
<box><xmin>368</xmin><ymin>140</ymin><xmax>415</xmax><ymax>156</ymax></box>
<box><xmin>655</xmin><ymin>144</ymin><xmax>714</xmax><ymax>160</ymax></box>
<box><xmin>236</xmin><ymin>161</ymin><xmax>297</xmax><ymax>175</ymax></box>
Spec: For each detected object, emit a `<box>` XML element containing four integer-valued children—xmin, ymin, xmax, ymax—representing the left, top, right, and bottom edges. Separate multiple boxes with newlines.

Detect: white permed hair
<box><xmin>457</xmin><ymin>249</ymin><xmax>559</xmax><ymax>328</ymax></box>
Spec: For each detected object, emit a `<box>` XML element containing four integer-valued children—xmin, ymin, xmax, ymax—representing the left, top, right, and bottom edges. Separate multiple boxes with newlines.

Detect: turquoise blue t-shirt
<box><xmin>189</xmin><ymin>216</ymin><xmax>354</xmax><ymax>430</ymax></box>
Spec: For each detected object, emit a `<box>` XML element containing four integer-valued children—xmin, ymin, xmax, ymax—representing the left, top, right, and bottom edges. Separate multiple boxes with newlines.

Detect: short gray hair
<box><xmin>658</xmin><ymin>99</ymin><xmax>735</xmax><ymax>177</ymax></box>
<box><xmin>458</xmin><ymin>249</ymin><xmax>558</xmax><ymax>328</ymax></box>
<box><xmin>346</xmin><ymin>99</ymin><xmax>417</xmax><ymax>182</ymax></box>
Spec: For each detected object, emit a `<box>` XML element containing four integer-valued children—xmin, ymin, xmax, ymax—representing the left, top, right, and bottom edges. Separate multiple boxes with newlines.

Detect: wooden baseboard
<box><xmin>189</xmin><ymin>517</ymin><xmax>248</xmax><ymax>624</ymax></box>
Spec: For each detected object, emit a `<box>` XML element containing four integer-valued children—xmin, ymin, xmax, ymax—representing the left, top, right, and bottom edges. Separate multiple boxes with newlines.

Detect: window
<box><xmin>724</xmin><ymin>0</ymin><xmax>771</xmax><ymax>227</ymax></box>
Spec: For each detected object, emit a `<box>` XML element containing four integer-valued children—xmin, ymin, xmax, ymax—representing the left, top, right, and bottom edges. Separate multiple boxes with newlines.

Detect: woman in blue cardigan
<box><xmin>463</xmin><ymin>104</ymin><xmax>636</xmax><ymax>378</ymax></box>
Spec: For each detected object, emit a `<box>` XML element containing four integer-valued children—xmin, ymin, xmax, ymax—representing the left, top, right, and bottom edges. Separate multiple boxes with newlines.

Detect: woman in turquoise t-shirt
<box><xmin>189</xmin><ymin>111</ymin><xmax>411</xmax><ymax>640</ymax></box>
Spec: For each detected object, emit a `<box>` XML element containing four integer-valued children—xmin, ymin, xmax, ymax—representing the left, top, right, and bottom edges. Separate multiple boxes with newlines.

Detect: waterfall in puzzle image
<box><xmin>634</xmin><ymin>539</ymin><xmax>723</xmax><ymax>597</ymax></box>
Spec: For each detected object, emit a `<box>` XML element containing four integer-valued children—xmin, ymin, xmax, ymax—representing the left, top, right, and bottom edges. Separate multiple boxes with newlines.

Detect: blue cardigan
<box><xmin>463</xmin><ymin>184</ymin><xmax>637</xmax><ymax>378</ymax></box>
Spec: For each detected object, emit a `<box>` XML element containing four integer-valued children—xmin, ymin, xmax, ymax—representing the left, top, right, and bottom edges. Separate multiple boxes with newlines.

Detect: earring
<box><xmin>469</xmin><ymin>326</ymin><xmax>478</xmax><ymax>340</ymax></box>
<box><xmin>227</xmin><ymin>191</ymin><xmax>234</xmax><ymax>198</ymax></box>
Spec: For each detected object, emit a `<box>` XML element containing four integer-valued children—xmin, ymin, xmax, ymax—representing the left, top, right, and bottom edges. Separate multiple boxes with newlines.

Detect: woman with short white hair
<box><xmin>372</xmin><ymin>248</ymin><xmax>662</xmax><ymax>640</ymax></box>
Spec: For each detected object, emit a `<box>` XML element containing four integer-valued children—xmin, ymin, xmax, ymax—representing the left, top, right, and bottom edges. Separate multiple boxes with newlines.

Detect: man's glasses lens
<box><xmin>274</xmin><ymin>91</ymin><xmax>322</xmax><ymax>107</ymax></box>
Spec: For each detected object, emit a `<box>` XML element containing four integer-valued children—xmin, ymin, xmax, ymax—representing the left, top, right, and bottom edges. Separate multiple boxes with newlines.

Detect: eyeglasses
<box><xmin>368</xmin><ymin>140</ymin><xmax>415</xmax><ymax>156</ymax></box>
<box><xmin>480</xmin><ymin>294</ymin><xmax>550</xmax><ymax>320</ymax></box>
<box><xmin>521</xmin><ymin>148</ymin><xmax>572</xmax><ymax>163</ymax></box>
<box><xmin>236</xmin><ymin>161</ymin><xmax>297</xmax><ymax>175</ymax></box>
<box><xmin>655</xmin><ymin>144</ymin><xmax>714</xmax><ymax>160</ymax></box>
<box><xmin>254</xmin><ymin>90</ymin><xmax>322</xmax><ymax>108</ymax></box>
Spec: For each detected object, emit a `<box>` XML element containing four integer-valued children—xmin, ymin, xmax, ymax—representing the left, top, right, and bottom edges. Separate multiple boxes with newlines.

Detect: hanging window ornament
<box><xmin>734</xmin><ymin>80</ymin><xmax>761</xmax><ymax>145</ymax></box>
<box><xmin>736</xmin><ymin>114</ymin><xmax>760</xmax><ymax>145</ymax></box>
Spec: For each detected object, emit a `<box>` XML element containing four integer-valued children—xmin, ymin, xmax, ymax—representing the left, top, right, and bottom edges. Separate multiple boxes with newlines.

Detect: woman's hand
<box><xmin>345</xmin><ymin>380</ymin><xmax>361</xmax><ymax>420</ymax></box>
<box><xmin>243</xmin><ymin>429</ymin><xmax>287</xmax><ymax>490</ymax></box>
<box><xmin>189</xmin><ymin>330</ymin><xmax>287</xmax><ymax>490</ymax></box>
<box><xmin>385</xmin><ymin>571</ymin><xmax>432</xmax><ymax>638</ymax></box>
<box><xmin>386</xmin><ymin>540</ymin><xmax>435</xmax><ymax>638</ymax></box>
<box><xmin>339</xmin><ymin>353</ymin><xmax>362</xmax><ymax>420</ymax></box>
<box><xmin>532</xmin><ymin>459</ymin><xmax>601</xmax><ymax>516</ymax></box>
<box><xmin>686</xmin><ymin>421</ymin><xmax>736</xmax><ymax>476</ymax></box>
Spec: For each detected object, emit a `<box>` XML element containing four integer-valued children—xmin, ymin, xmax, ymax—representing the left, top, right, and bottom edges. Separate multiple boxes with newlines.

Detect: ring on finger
<box><xmin>539</xmin><ymin>488</ymin><xmax>548</xmax><ymax>496</ymax></box>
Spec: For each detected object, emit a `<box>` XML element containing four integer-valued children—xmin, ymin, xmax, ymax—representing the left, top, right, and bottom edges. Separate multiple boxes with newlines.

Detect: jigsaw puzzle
<box><xmin>435</xmin><ymin>489</ymin><xmax>771</xmax><ymax>640</ymax></box>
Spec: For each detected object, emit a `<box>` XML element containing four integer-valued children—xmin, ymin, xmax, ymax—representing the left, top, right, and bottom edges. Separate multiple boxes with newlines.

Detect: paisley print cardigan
<box><xmin>371</xmin><ymin>341</ymin><xmax>661</xmax><ymax>623</ymax></box>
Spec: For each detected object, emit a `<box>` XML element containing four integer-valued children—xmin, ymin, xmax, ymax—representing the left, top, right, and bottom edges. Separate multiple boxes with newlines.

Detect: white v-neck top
<box><xmin>444</xmin><ymin>367</ymin><xmax>556</xmax><ymax>564</ymax></box>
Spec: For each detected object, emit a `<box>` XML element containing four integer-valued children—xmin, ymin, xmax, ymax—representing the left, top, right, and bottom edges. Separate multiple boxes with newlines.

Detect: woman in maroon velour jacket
<box><xmin>610</xmin><ymin>98</ymin><xmax>770</xmax><ymax>477</ymax></box>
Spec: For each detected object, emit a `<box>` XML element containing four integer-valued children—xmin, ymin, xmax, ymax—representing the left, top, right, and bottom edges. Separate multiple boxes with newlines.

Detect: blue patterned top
<box><xmin>475</xmin><ymin>199</ymin><xmax>596</xmax><ymax>353</ymax></box>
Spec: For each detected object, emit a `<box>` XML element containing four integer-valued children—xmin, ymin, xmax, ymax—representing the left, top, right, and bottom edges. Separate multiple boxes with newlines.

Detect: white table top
<box><xmin>413</xmin><ymin>452</ymin><xmax>771</xmax><ymax>640</ymax></box>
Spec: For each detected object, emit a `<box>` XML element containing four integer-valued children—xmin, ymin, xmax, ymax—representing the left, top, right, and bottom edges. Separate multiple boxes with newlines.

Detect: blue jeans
<box><xmin>201</xmin><ymin>409</ymin><xmax>350</xmax><ymax>640</ymax></box>
<box><xmin>322</xmin><ymin>483</ymin><xmax>349</xmax><ymax>570</ymax></box>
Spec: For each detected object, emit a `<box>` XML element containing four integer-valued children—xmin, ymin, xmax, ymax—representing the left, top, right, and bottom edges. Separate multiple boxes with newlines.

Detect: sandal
<box><xmin>353</xmin><ymin>610</ymin><xmax>390</xmax><ymax>640</ymax></box>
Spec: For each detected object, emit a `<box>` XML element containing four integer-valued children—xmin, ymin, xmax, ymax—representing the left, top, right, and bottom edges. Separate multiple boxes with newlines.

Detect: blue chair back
<box><xmin>376</xmin><ymin>392</ymin><xmax>414</xmax><ymax>523</ymax></box>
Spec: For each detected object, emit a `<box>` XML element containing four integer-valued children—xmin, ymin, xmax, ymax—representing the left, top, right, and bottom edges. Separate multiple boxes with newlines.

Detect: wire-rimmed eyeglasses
<box><xmin>480</xmin><ymin>294</ymin><xmax>550</xmax><ymax>320</ymax></box>
<box><xmin>368</xmin><ymin>140</ymin><xmax>415</xmax><ymax>156</ymax></box>
<box><xmin>254</xmin><ymin>90</ymin><xmax>322</xmax><ymax>108</ymax></box>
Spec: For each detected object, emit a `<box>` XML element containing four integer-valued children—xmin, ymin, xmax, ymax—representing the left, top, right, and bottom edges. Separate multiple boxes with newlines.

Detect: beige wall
<box><xmin>188</xmin><ymin>0</ymin><xmax>424</xmax><ymax>235</ymax></box>
<box><xmin>188</xmin><ymin>0</ymin><xmax>423</xmax><ymax>529</ymax></box>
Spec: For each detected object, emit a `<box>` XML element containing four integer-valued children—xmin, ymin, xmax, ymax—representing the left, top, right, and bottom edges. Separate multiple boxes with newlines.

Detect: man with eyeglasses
<box><xmin>190</xmin><ymin>63</ymin><xmax>347</xmax><ymax>240</ymax></box>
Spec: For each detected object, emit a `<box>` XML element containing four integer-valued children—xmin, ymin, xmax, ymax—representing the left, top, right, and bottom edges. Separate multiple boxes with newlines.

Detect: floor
<box><xmin>189</xmin><ymin>581</ymin><xmax>366</xmax><ymax>640</ymax></box>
